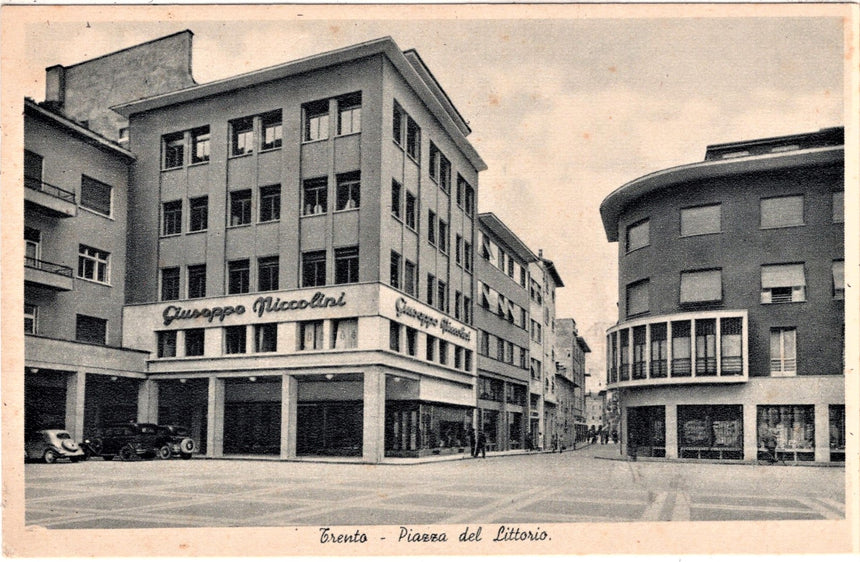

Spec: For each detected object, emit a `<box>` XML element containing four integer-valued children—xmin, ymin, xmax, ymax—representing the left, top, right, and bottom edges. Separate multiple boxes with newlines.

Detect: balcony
<box><xmin>606</xmin><ymin>310</ymin><xmax>748</xmax><ymax>389</ymax></box>
<box><xmin>25</xmin><ymin>257</ymin><xmax>74</xmax><ymax>291</ymax></box>
<box><xmin>25</xmin><ymin>176</ymin><xmax>77</xmax><ymax>217</ymax></box>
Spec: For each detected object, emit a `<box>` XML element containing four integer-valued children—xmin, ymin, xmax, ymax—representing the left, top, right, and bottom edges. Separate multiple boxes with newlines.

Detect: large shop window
<box><xmin>228</xmin><ymin>259</ymin><xmax>250</xmax><ymax>295</ymax></box>
<box><xmin>627</xmin><ymin>406</ymin><xmax>665</xmax><ymax>458</ymax></box>
<box><xmin>626</xmin><ymin>218</ymin><xmax>650</xmax><ymax>252</ymax></box>
<box><xmin>304</xmin><ymin>99</ymin><xmax>330</xmax><ymax>142</ymax></box>
<box><xmin>331</xmin><ymin>318</ymin><xmax>358</xmax><ymax>349</ymax></box>
<box><xmin>81</xmin><ymin>175</ymin><xmax>112</xmax><ymax>216</ymax></box>
<box><xmin>678</xmin><ymin>405</ymin><xmax>743</xmax><ymax>460</ymax></box>
<box><xmin>680</xmin><ymin>269</ymin><xmax>722</xmax><ymax>304</ymax></box>
<box><xmin>254</xmin><ymin>323</ymin><xmax>277</xmax><ymax>353</ymax></box>
<box><xmin>385</xmin><ymin>403</ymin><xmax>472</xmax><ymax>456</ymax></box>
<box><xmin>300</xmin><ymin>321</ymin><xmax>324</xmax><ymax>351</ymax></box>
<box><xmin>680</xmin><ymin>204</ymin><xmax>721</xmax><ymax>237</ymax></box>
<box><xmin>157</xmin><ymin>330</ymin><xmax>177</xmax><ymax>358</ymax></box>
<box><xmin>757</xmin><ymin>405</ymin><xmax>815</xmax><ymax>462</ymax></box>
<box><xmin>78</xmin><ymin>245</ymin><xmax>110</xmax><ymax>283</ymax></box>
<box><xmin>224</xmin><ymin>326</ymin><xmax>247</xmax><ymax>354</ymax></box>
<box><xmin>769</xmin><ymin>327</ymin><xmax>797</xmax><ymax>376</ymax></box>
<box><xmin>761</xmin><ymin>195</ymin><xmax>804</xmax><ymax>229</ymax></box>
<box><xmin>829</xmin><ymin>405</ymin><xmax>845</xmax><ymax>462</ymax></box>
<box><xmin>626</xmin><ymin>279</ymin><xmax>649</xmax><ymax>317</ymax></box>
<box><xmin>302</xmin><ymin>251</ymin><xmax>326</xmax><ymax>287</ymax></box>
<box><xmin>75</xmin><ymin>314</ymin><xmax>107</xmax><ymax>345</ymax></box>
<box><xmin>761</xmin><ymin>263</ymin><xmax>806</xmax><ymax>303</ymax></box>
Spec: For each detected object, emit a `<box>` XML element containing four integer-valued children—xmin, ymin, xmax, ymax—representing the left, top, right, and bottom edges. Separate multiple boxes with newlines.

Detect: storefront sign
<box><xmin>394</xmin><ymin>297</ymin><xmax>471</xmax><ymax>342</ymax></box>
<box><xmin>161</xmin><ymin>291</ymin><xmax>346</xmax><ymax>326</ymax></box>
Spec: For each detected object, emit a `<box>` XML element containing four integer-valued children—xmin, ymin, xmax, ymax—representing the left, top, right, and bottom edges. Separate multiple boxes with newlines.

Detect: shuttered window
<box><xmin>626</xmin><ymin>279</ymin><xmax>649</xmax><ymax>317</ymax></box>
<box><xmin>761</xmin><ymin>263</ymin><xmax>806</xmax><ymax>303</ymax></box>
<box><xmin>680</xmin><ymin>269</ymin><xmax>722</xmax><ymax>303</ymax></box>
<box><xmin>681</xmin><ymin>204</ymin><xmax>721</xmax><ymax>237</ymax></box>
<box><xmin>761</xmin><ymin>195</ymin><xmax>803</xmax><ymax>229</ymax></box>
<box><xmin>626</xmin><ymin>219</ymin><xmax>650</xmax><ymax>252</ymax></box>
<box><xmin>81</xmin><ymin>175</ymin><xmax>112</xmax><ymax>216</ymax></box>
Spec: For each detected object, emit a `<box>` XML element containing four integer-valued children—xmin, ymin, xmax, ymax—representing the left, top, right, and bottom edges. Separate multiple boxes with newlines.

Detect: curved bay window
<box><xmin>678</xmin><ymin>405</ymin><xmax>743</xmax><ymax>460</ymax></box>
<box><xmin>757</xmin><ymin>405</ymin><xmax>815</xmax><ymax>462</ymax></box>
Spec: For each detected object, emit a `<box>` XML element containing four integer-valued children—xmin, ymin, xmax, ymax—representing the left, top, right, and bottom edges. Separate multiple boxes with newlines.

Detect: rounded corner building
<box><xmin>599</xmin><ymin>127</ymin><xmax>845</xmax><ymax>463</ymax></box>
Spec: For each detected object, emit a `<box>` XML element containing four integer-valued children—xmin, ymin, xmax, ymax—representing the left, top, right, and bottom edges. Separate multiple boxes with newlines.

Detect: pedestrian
<box><xmin>611</xmin><ymin>429</ymin><xmax>618</xmax><ymax>444</ymax></box>
<box><xmin>476</xmin><ymin>430</ymin><xmax>487</xmax><ymax>459</ymax></box>
<box><xmin>471</xmin><ymin>427</ymin><xmax>479</xmax><ymax>457</ymax></box>
<box><xmin>762</xmin><ymin>430</ymin><xmax>778</xmax><ymax>464</ymax></box>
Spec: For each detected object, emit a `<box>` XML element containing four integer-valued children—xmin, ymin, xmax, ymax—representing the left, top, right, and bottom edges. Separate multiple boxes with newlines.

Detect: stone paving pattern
<box><xmin>25</xmin><ymin>444</ymin><xmax>844</xmax><ymax>529</ymax></box>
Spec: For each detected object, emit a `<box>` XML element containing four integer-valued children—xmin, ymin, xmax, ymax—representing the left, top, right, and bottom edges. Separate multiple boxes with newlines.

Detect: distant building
<box><xmin>600</xmin><ymin>128</ymin><xmax>844</xmax><ymax>462</ymax></box>
<box><xmin>585</xmin><ymin>391</ymin><xmax>606</xmax><ymax>433</ymax></box>
<box><xmin>555</xmin><ymin>317</ymin><xmax>591</xmax><ymax>443</ymax></box>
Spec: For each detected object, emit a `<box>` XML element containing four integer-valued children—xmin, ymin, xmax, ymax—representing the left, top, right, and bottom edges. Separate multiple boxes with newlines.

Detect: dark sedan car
<box><xmin>155</xmin><ymin>425</ymin><xmax>195</xmax><ymax>459</ymax></box>
<box><xmin>83</xmin><ymin>423</ymin><xmax>162</xmax><ymax>461</ymax></box>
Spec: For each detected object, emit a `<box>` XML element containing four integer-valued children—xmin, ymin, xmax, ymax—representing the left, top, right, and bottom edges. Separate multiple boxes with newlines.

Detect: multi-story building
<box><xmin>474</xmin><ymin>212</ymin><xmax>536</xmax><ymax>451</ymax></box>
<box><xmin>600</xmin><ymin>128</ymin><xmax>845</xmax><ymax>462</ymax></box>
<box><xmin>528</xmin><ymin>254</ymin><xmax>564</xmax><ymax>449</ymax></box>
<box><xmin>555</xmin><ymin>317</ymin><xmax>591</xmax><ymax>443</ymax></box>
<box><xmin>585</xmin><ymin>390</ymin><xmax>607</xmax><ymax>433</ymax></box>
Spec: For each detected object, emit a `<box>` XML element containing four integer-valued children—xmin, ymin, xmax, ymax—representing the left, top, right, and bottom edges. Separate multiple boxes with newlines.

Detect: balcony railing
<box><xmin>25</xmin><ymin>256</ymin><xmax>74</xmax><ymax>277</ymax></box>
<box><xmin>25</xmin><ymin>176</ymin><xmax>77</xmax><ymax>204</ymax></box>
<box><xmin>606</xmin><ymin>310</ymin><xmax>748</xmax><ymax>388</ymax></box>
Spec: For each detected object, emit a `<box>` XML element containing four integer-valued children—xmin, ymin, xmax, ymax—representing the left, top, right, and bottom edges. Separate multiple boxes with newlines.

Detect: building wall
<box><xmin>615</xmin><ymin>165</ymin><xmax>844</xmax><ymax>378</ymax></box>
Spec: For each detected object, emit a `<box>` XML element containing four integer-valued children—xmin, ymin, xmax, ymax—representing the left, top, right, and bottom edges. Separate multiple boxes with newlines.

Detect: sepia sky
<box><xmin>22</xmin><ymin>13</ymin><xmax>845</xmax><ymax>390</ymax></box>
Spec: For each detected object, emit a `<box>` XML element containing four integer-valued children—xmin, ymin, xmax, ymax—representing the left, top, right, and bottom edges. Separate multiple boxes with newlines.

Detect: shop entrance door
<box><xmin>627</xmin><ymin>406</ymin><xmax>666</xmax><ymax>457</ymax></box>
<box><xmin>296</xmin><ymin>402</ymin><xmax>363</xmax><ymax>456</ymax></box>
<box><xmin>223</xmin><ymin>402</ymin><xmax>281</xmax><ymax>455</ymax></box>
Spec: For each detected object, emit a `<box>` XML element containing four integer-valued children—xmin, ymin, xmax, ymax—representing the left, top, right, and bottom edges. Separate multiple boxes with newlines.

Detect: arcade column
<box><xmin>65</xmin><ymin>371</ymin><xmax>86</xmax><ymax>442</ymax></box>
<box><xmin>207</xmin><ymin>376</ymin><xmax>225</xmax><ymax>457</ymax></box>
<box><xmin>137</xmin><ymin>379</ymin><xmax>159</xmax><ymax>423</ymax></box>
<box><xmin>362</xmin><ymin>368</ymin><xmax>386</xmax><ymax>463</ymax></box>
<box><xmin>280</xmin><ymin>374</ymin><xmax>297</xmax><ymax>460</ymax></box>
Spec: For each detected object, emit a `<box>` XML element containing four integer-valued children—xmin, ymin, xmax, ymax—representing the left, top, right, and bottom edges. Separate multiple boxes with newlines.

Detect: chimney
<box><xmin>45</xmin><ymin>65</ymin><xmax>66</xmax><ymax>109</ymax></box>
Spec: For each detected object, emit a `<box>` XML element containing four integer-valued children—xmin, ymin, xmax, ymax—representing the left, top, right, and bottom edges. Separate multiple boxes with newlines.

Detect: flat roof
<box><xmin>113</xmin><ymin>36</ymin><xmax>486</xmax><ymax>172</ymax></box>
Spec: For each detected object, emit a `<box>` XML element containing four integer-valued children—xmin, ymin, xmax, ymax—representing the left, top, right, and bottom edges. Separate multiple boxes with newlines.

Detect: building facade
<box><xmin>474</xmin><ymin>213</ymin><xmax>536</xmax><ymax>451</ymax></box>
<box><xmin>600</xmin><ymin>128</ymin><xmax>845</xmax><ymax>462</ymax></box>
<box><xmin>555</xmin><ymin>317</ymin><xmax>591</xmax><ymax>443</ymax></box>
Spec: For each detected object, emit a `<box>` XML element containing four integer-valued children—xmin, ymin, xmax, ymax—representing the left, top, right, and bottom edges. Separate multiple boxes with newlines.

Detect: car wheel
<box><xmin>180</xmin><ymin>452</ymin><xmax>192</xmax><ymax>460</ymax></box>
<box><xmin>43</xmin><ymin>449</ymin><xmax>57</xmax><ymax>464</ymax></box>
<box><xmin>157</xmin><ymin>445</ymin><xmax>172</xmax><ymax>460</ymax></box>
<box><xmin>102</xmin><ymin>455</ymin><xmax>114</xmax><ymax>461</ymax></box>
<box><xmin>119</xmin><ymin>446</ymin><xmax>136</xmax><ymax>461</ymax></box>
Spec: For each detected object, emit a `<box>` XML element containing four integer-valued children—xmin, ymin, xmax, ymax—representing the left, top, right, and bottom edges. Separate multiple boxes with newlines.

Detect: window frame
<box><xmin>229</xmin><ymin>116</ymin><xmax>255</xmax><ymax>157</ymax></box>
<box><xmin>769</xmin><ymin>327</ymin><xmax>797</xmax><ymax>376</ymax></box>
<box><xmin>626</xmin><ymin>278</ymin><xmax>650</xmax><ymax>317</ymax></box>
<box><xmin>229</xmin><ymin>189</ymin><xmax>253</xmax><ymax>227</ymax></box>
<box><xmin>189</xmin><ymin>196</ymin><xmax>209</xmax><ymax>232</ymax></box>
<box><xmin>303</xmin><ymin>177</ymin><xmax>328</xmax><ymax>216</ymax></box>
<box><xmin>679</xmin><ymin>268</ymin><xmax>723</xmax><ymax>304</ymax></box>
<box><xmin>335</xmin><ymin>172</ymin><xmax>361</xmax><ymax>211</ymax></box>
<box><xmin>185</xmin><ymin>328</ymin><xmax>205</xmax><ymax>356</ymax></box>
<box><xmin>75</xmin><ymin>314</ymin><xmax>107</xmax><ymax>345</ymax></box>
<box><xmin>680</xmin><ymin>203</ymin><xmax>722</xmax><ymax>238</ymax></box>
<box><xmin>303</xmin><ymin>99</ymin><xmax>330</xmax><ymax>143</ymax></box>
<box><xmin>626</xmin><ymin>218</ymin><xmax>650</xmax><ymax>253</ymax></box>
<box><xmin>24</xmin><ymin>303</ymin><xmax>38</xmax><ymax>335</ymax></box>
<box><xmin>390</xmin><ymin>251</ymin><xmax>402</xmax><ymax>289</ymax></box>
<box><xmin>336</xmin><ymin>92</ymin><xmax>362</xmax><ymax>136</ymax></box>
<box><xmin>187</xmin><ymin>264</ymin><xmax>207</xmax><ymax>299</ymax></box>
<box><xmin>334</xmin><ymin>246</ymin><xmax>359</xmax><ymax>285</ymax></box>
<box><xmin>162</xmin><ymin>131</ymin><xmax>185</xmax><ymax>170</ymax></box>
<box><xmin>77</xmin><ymin>244</ymin><xmax>110</xmax><ymax>284</ymax></box>
<box><xmin>301</xmin><ymin>250</ymin><xmax>326</xmax><ymax>287</ymax></box>
<box><xmin>257</xmin><ymin>256</ymin><xmax>280</xmax><ymax>292</ymax></box>
<box><xmin>405</xmin><ymin>191</ymin><xmax>416</xmax><ymax>230</ymax></box>
<box><xmin>761</xmin><ymin>263</ymin><xmax>806</xmax><ymax>304</ymax></box>
<box><xmin>259</xmin><ymin>184</ymin><xmax>281</xmax><ymax>223</ymax></box>
<box><xmin>190</xmin><ymin>126</ymin><xmax>211</xmax><ymax>164</ymax></box>
<box><xmin>760</xmin><ymin>194</ymin><xmax>805</xmax><ymax>229</ymax></box>
<box><xmin>254</xmin><ymin>323</ymin><xmax>278</xmax><ymax>353</ymax></box>
<box><xmin>157</xmin><ymin>330</ymin><xmax>178</xmax><ymax>358</ymax></box>
<box><xmin>261</xmin><ymin>110</ymin><xmax>283</xmax><ymax>151</ymax></box>
<box><xmin>162</xmin><ymin>200</ymin><xmax>183</xmax><ymax>236</ymax></box>
<box><xmin>80</xmin><ymin>175</ymin><xmax>113</xmax><ymax>217</ymax></box>
<box><xmin>160</xmin><ymin>267</ymin><xmax>180</xmax><ymax>301</ymax></box>
<box><xmin>227</xmin><ymin>259</ymin><xmax>250</xmax><ymax>295</ymax></box>
<box><xmin>224</xmin><ymin>325</ymin><xmax>247</xmax><ymax>354</ymax></box>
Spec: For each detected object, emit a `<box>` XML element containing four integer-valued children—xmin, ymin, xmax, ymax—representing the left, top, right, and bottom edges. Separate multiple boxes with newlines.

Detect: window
<box><xmin>261</xmin><ymin>110</ymin><xmax>283</xmax><ymax>150</ymax></box>
<box><xmin>157</xmin><ymin>331</ymin><xmax>177</xmax><ymax>358</ymax></box>
<box><xmin>302</xmin><ymin>251</ymin><xmax>326</xmax><ymax>287</ymax></box>
<box><xmin>191</xmin><ymin>126</ymin><xmax>210</xmax><ymax>164</ymax></box>
<box><xmin>303</xmin><ymin>177</ymin><xmax>328</xmax><ymax>216</ymax></box>
<box><xmin>25</xmin><ymin>150</ymin><xmax>43</xmax><ymax>191</ymax></box>
<box><xmin>833</xmin><ymin>191</ymin><xmax>844</xmax><ymax>223</ymax></box>
<box><xmin>427</xmin><ymin>274</ymin><xmax>435</xmax><ymax>306</ymax></box>
<box><xmin>405</xmin><ymin>327</ymin><xmax>417</xmax><ymax>356</ymax></box>
<box><xmin>224</xmin><ymin>325</ymin><xmax>247</xmax><ymax>354</ymax></box>
<box><xmin>429</xmin><ymin>143</ymin><xmax>451</xmax><ymax>192</ymax></box>
<box><xmin>454</xmin><ymin>346</ymin><xmax>463</xmax><ymax>369</ymax></box>
<box><xmin>185</xmin><ymin>329</ymin><xmax>205</xmax><ymax>356</ymax></box>
<box><xmin>187</xmin><ymin>265</ymin><xmax>206</xmax><ymax>299</ymax></box>
<box><xmin>389</xmin><ymin>321</ymin><xmax>401</xmax><ymax>352</ymax></box>
<box><xmin>259</xmin><ymin>185</ymin><xmax>281</xmax><ymax>222</ymax></box>
<box><xmin>681</xmin><ymin>204</ymin><xmax>721</xmax><ymax>237</ymax></box>
<box><xmin>761</xmin><ymin>263</ymin><xmax>806</xmax><ymax>303</ymax></box>
<box><xmin>403</xmin><ymin>260</ymin><xmax>416</xmax><ymax>296</ymax></box>
<box><xmin>438</xmin><ymin>340</ymin><xmax>448</xmax><ymax>365</ymax></box>
<box><xmin>391</xmin><ymin>180</ymin><xmax>402</xmax><ymax>218</ymax></box>
<box><xmin>24</xmin><ymin>227</ymin><xmax>40</xmax><ymax>266</ymax></box>
<box><xmin>300</xmin><ymin>321</ymin><xmax>324</xmax><ymax>350</ymax></box>
<box><xmin>162</xmin><ymin>132</ymin><xmax>184</xmax><ymax>169</ymax></box>
<box><xmin>496</xmin><ymin>337</ymin><xmax>505</xmax><ymax>362</ymax></box>
<box><xmin>761</xmin><ymin>195</ymin><xmax>804</xmax><ymax>229</ymax></box>
<box><xmin>626</xmin><ymin>279</ymin><xmax>649</xmax><ymax>317</ymax></box>
<box><xmin>519</xmin><ymin>347</ymin><xmax>528</xmax><ymax>369</ymax></box>
<box><xmin>770</xmin><ymin>327</ymin><xmax>797</xmax><ymax>376</ymax></box>
<box><xmin>454</xmin><ymin>291</ymin><xmax>462</xmax><ymax>320</ymax></box>
<box><xmin>393</xmin><ymin>103</ymin><xmax>404</xmax><ymax>145</ymax></box>
<box><xmin>228</xmin><ymin>259</ymin><xmax>250</xmax><ymax>294</ymax></box>
<box><xmin>230</xmin><ymin>116</ymin><xmax>254</xmax><ymax>156</ymax></box>
<box><xmin>78</xmin><ymin>245</ymin><xmax>110</xmax><ymax>283</ymax></box>
<box><xmin>437</xmin><ymin>280</ymin><xmax>447</xmax><ymax>312</ymax></box>
<box><xmin>833</xmin><ymin>260</ymin><xmax>845</xmax><ymax>299</ymax></box>
<box><xmin>626</xmin><ymin>219</ymin><xmax>649</xmax><ymax>252</ymax></box>
<box><xmin>619</xmin><ymin>329</ymin><xmax>630</xmax><ymax>381</ymax></box>
<box><xmin>336</xmin><ymin>172</ymin><xmax>360</xmax><ymax>211</ymax></box>
<box><xmin>81</xmin><ymin>175</ymin><xmax>112</xmax><ymax>216</ymax></box>
<box><xmin>438</xmin><ymin>220</ymin><xmax>448</xmax><ymax>253</ymax></box>
<box><xmin>405</xmin><ymin>192</ymin><xmax>416</xmax><ymax>229</ymax></box>
<box><xmin>429</xmin><ymin>143</ymin><xmax>439</xmax><ymax>183</ymax></box>
<box><xmin>479</xmin><ymin>331</ymin><xmax>490</xmax><ymax>356</ymax></box>
<box><xmin>680</xmin><ymin>269</ymin><xmax>722</xmax><ymax>303</ymax></box>
<box><xmin>230</xmin><ymin>190</ymin><xmax>252</xmax><ymax>226</ymax></box>
<box><xmin>75</xmin><ymin>314</ymin><xmax>106</xmax><ymax>345</ymax></box>
<box><xmin>650</xmin><ymin>323</ymin><xmax>667</xmax><ymax>378</ymax></box>
<box><xmin>390</xmin><ymin>251</ymin><xmax>402</xmax><ymax>289</ymax></box>
<box><xmin>332</xmin><ymin>318</ymin><xmax>358</xmax><ymax>349</ymax></box>
<box><xmin>335</xmin><ymin>246</ymin><xmax>359</xmax><ymax>285</ymax></box>
<box><xmin>255</xmin><ymin>324</ymin><xmax>278</xmax><ymax>352</ymax></box>
<box><xmin>464</xmin><ymin>350</ymin><xmax>473</xmax><ymax>372</ymax></box>
<box><xmin>720</xmin><ymin>317</ymin><xmax>743</xmax><ymax>375</ymax></box>
<box><xmin>258</xmin><ymin>256</ymin><xmax>279</xmax><ymax>292</ymax></box>
<box><xmin>426</xmin><ymin>335</ymin><xmax>436</xmax><ymax>361</ymax></box>
<box><xmin>428</xmin><ymin>210</ymin><xmax>436</xmax><ymax>245</ymax></box>
<box><xmin>695</xmin><ymin>319</ymin><xmax>717</xmax><ymax>375</ymax></box>
<box><xmin>189</xmin><ymin>196</ymin><xmax>208</xmax><ymax>232</ymax></box>
<box><xmin>161</xmin><ymin>267</ymin><xmax>180</xmax><ymax>301</ymax></box>
<box><xmin>406</xmin><ymin>117</ymin><xmax>420</xmax><ymax>160</ymax></box>
<box><xmin>463</xmin><ymin>296</ymin><xmax>472</xmax><ymax>324</ymax></box>
<box><xmin>337</xmin><ymin>92</ymin><xmax>361</xmax><ymax>135</ymax></box>
<box><xmin>24</xmin><ymin>303</ymin><xmax>37</xmax><ymax>334</ymax></box>
<box><xmin>162</xmin><ymin>200</ymin><xmax>182</xmax><ymax>235</ymax></box>
<box><xmin>465</xmin><ymin>184</ymin><xmax>475</xmax><ymax>217</ymax></box>
<box><xmin>671</xmin><ymin>321</ymin><xmax>692</xmax><ymax>376</ymax></box>
<box><xmin>304</xmin><ymin>99</ymin><xmax>329</xmax><ymax>142</ymax></box>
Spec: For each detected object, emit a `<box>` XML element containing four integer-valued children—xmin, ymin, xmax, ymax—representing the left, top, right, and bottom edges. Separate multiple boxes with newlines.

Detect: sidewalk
<box><xmin>590</xmin><ymin>443</ymin><xmax>845</xmax><ymax>467</ymax></box>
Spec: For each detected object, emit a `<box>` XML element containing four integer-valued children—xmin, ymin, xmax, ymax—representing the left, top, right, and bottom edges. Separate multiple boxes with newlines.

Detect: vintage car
<box><xmin>83</xmin><ymin>423</ymin><xmax>162</xmax><ymax>461</ymax></box>
<box><xmin>25</xmin><ymin>429</ymin><xmax>87</xmax><ymax>463</ymax></box>
<box><xmin>155</xmin><ymin>425</ymin><xmax>195</xmax><ymax>459</ymax></box>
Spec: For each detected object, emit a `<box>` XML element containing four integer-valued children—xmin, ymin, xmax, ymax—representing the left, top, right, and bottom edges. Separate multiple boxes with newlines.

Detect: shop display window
<box><xmin>385</xmin><ymin>402</ymin><xmax>471</xmax><ymax>457</ymax></box>
<box><xmin>678</xmin><ymin>405</ymin><xmax>743</xmax><ymax>460</ymax></box>
<box><xmin>331</xmin><ymin>318</ymin><xmax>358</xmax><ymax>349</ymax></box>
<box><xmin>829</xmin><ymin>405</ymin><xmax>845</xmax><ymax>462</ymax></box>
<box><xmin>627</xmin><ymin>406</ymin><xmax>665</xmax><ymax>457</ymax></box>
<box><xmin>757</xmin><ymin>405</ymin><xmax>815</xmax><ymax>462</ymax></box>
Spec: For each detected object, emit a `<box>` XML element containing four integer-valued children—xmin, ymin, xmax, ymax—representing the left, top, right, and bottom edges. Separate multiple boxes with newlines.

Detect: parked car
<box><xmin>155</xmin><ymin>425</ymin><xmax>195</xmax><ymax>460</ymax></box>
<box><xmin>25</xmin><ymin>429</ymin><xmax>87</xmax><ymax>463</ymax></box>
<box><xmin>83</xmin><ymin>423</ymin><xmax>162</xmax><ymax>461</ymax></box>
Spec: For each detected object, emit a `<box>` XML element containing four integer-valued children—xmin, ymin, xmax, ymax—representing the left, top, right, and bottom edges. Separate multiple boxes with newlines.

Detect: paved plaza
<box><xmin>25</xmin><ymin>444</ymin><xmax>844</xmax><ymax>529</ymax></box>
